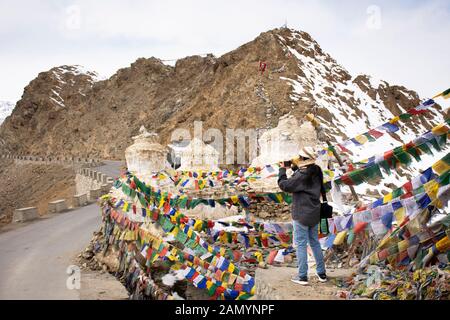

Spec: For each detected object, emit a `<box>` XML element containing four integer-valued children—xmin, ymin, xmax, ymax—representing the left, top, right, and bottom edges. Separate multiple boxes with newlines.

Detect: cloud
<box><xmin>0</xmin><ymin>0</ymin><xmax>448</xmax><ymax>106</ymax></box>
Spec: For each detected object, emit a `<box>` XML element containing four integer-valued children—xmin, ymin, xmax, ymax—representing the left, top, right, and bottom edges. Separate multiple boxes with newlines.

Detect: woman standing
<box><xmin>278</xmin><ymin>146</ymin><xmax>327</xmax><ymax>285</ymax></box>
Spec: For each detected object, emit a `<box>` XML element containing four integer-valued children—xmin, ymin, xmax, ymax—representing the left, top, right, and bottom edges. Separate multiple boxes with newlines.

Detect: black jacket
<box><xmin>278</xmin><ymin>165</ymin><xmax>325</xmax><ymax>227</ymax></box>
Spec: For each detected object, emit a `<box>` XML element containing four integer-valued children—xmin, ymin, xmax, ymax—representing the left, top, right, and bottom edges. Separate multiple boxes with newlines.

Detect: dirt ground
<box><xmin>0</xmin><ymin>159</ymin><xmax>76</xmax><ymax>226</ymax></box>
<box><xmin>256</xmin><ymin>266</ymin><xmax>364</xmax><ymax>300</ymax></box>
<box><xmin>79</xmin><ymin>269</ymin><xmax>129</xmax><ymax>300</ymax></box>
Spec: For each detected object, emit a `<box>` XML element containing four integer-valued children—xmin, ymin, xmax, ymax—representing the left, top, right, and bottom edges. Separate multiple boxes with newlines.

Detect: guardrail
<box><xmin>7</xmin><ymin>155</ymin><xmax>118</xmax><ymax>224</ymax></box>
<box><xmin>0</xmin><ymin>153</ymin><xmax>104</xmax><ymax>167</ymax></box>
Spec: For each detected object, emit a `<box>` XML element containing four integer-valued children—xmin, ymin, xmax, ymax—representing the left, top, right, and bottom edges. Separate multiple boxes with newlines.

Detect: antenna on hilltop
<box><xmin>282</xmin><ymin>18</ymin><xmax>288</xmax><ymax>29</ymax></box>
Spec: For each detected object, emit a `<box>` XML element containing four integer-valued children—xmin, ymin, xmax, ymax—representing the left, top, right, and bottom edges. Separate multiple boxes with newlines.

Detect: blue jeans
<box><xmin>292</xmin><ymin>220</ymin><xmax>326</xmax><ymax>278</ymax></box>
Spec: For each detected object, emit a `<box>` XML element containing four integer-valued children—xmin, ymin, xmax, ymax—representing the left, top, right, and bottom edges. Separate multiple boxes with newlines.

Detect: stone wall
<box><xmin>75</xmin><ymin>174</ymin><xmax>103</xmax><ymax>196</ymax></box>
<box><xmin>75</xmin><ymin>168</ymin><xmax>114</xmax><ymax>197</ymax></box>
<box><xmin>0</xmin><ymin>153</ymin><xmax>103</xmax><ymax>169</ymax></box>
<box><xmin>248</xmin><ymin>201</ymin><xmax>291</xmax><ymax>221</ymax></box>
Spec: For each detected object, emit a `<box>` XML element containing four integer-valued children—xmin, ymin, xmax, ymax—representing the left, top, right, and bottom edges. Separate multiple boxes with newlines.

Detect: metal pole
<box><xmin>305</xmin><ymin>114</ymin><xmax>359</xmax><ymax>202</ymax></box>
<box><xmin>325</xmin><ymin>140</ymin><xmax>359</xmax><ymax>201</ymax></box>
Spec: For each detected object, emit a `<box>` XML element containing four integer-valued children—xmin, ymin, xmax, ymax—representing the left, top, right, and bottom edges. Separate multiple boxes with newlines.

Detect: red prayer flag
<box><xmin>159</xmin><ymin>247</ymin><xmax>168</xmax><ymax>257</ymax></box>
<box><xmin>383</xmin><ymin>149</ymin><xmax>394</xmax><ymax>160</ymax></box>
<box><xmin>259</xmin><ymin>62</ymin><xmax>267</xmax><ymax>73</ymax></box>
<box><xmin>402</xmin><ymin>181</ymin><xmax>413</xmax><ymax>193</ymax></box>
<box><xmin>340</xmin><ymin>174</ymin><xmax>355</xmax><ymax>186</ymax></box>
<box><xmin>368</xmin><ymin>129</ymin><xmax>384</xmax><ymax>139</ymax></box>
<box><xmin>338</xmin><ymin>144</ymin><xmax>351</xmax><ymax>153</ymax></box>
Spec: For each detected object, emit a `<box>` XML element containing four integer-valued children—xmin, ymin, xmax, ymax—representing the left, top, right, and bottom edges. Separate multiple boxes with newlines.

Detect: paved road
<box><xmin>0</xmin><ymin>204</ymin><xmax>101</xmax><ymax>300</ymax></box>
<box><xmin>94</xmin><ymin>160</ymin><xmax>125</xmax><ymax>180</ymax></box>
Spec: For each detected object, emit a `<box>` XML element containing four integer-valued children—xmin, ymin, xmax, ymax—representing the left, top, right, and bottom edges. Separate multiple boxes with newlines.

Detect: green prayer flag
<box><xmin>364</xmin><ymin>132</ymin><xmax>376</xmax><ymax>142</ymax></box>
<box><xmin>362</xmin><ymin>164</ymin><xmax>382</xmax><ymax>182</ymax></box>
<box><xmin>413</xmin><ymin>185</ymin><xmax>425</xmax><ymax>195</ymax></box>
<box><xmin>208</xmin><ymin>284</ymin><xmax>218</xmax><ymax>296</ymax></box>
<box><xmin>406</xmin><ymin>146</ymin><xmax>422</xmax><ymax>162</ymax></box>
<box><xmin>185</xmin><ymin>239</ymin><xmax>198</xmax><ymax>250</ymax></box>
<box><xmin>178</xmin><ymin>197</ymin><xmax>188</xmax><ymax>209</ymax></box>
<box><xmin>282</xmin><ymin>192</ymin><xmax>292</xmax><ymax>204</ymax></box>
<box><xmin>394</xmin><ymin>150</ymin><xmax>412</xmax><ymax>166</ymax></box>
<box><xmin>379</xmin><ymin>160</ymin><xmax>391</xmax><ymax>174</ymax></box>
<box><xmin>399</xmin><ymin>113</ymin><xmax>412</xmax><ymax>121</ymax></box>
<box><xmin>391</xmin><ymin>188</ymin><xmax>404</xmax><ymax>199</ymax></box>
<box><xmin>439</xmin><ymin>170</ymin><xmax>450</xmax><ymax>186</ymax></box>
<box><xmin>238</xmin><ymin>293</ymin><xmax>252</xmax><ymax>300</ymax></box>
<box><xmin>255</xmin><ymin>236</ymin><xmax>262</xmax><ymax>247</ymax></box>
<box><xmin>417</xmin><ymin>143</ymin><xmax>433</xmax><ymax>155</ymax></box>
<box><xmin>161</xmin><ymin>217</ymin><xmax>174</xmax><ymax>232</ymax></box>
<box><xmin>348</xmin><ymin>169</ymin><xmax>365</xmax><ymax>185</ymax></box>
<box><xmin>428</xmin><ymin>137</ymin><xmax>442</xmax><ymax>152</ymax></box>
<box><xmin>175</xmin><ymin>228</ymin><xmax>188</xmax><ymax>244</ymax></box>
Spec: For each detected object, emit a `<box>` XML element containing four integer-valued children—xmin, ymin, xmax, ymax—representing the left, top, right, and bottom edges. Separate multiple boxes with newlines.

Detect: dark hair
<box><xmin>304</xmin><ymin>164</ymin><xmax>323</xmax><ymax>187</ymax></box>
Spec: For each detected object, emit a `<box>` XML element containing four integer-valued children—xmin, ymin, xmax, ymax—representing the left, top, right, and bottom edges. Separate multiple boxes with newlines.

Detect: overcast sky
<box><xmin>0</xmin><ymin>0</ymin><xmax>449</xmax><ymax>105</ymax></box>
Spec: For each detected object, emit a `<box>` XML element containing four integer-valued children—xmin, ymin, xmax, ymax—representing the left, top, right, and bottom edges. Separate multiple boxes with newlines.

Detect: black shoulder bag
<box><xmin>320</xmin><ymin>191</ymin><xmax>333</xmax><ymax>219</ymax></box>
<box><xmin>319</xmin><ymin>168</ymin><xmax>333</xmax><ymax>219</ymax></box>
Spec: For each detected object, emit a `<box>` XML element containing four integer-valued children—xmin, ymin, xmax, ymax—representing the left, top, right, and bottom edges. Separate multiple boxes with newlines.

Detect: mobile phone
<box><xmin>283</xmin><ymin>160</ymin><xmax>292</xmax><ymax>167</ymax></box>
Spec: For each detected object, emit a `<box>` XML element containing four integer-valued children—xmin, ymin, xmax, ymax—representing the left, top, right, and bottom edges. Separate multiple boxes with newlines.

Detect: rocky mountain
<box><xmin>0</xmin><ymin>28</ymin><xmax>446</xmax><ymax>162</ymax></box>
<box><xmin>0</xmin><ymin>101</ymin><xmax>15</xmax><ymax>125</ymax></box>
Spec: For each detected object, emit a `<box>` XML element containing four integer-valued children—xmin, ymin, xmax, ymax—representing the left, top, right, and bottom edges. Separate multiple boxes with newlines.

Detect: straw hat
<box><xmin>292</xmin><ymin>146</ymin><xmax>317</xmax><ymax>167</ymax></box>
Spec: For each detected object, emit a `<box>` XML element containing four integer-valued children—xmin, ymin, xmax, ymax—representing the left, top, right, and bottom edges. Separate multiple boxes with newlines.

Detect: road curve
<box><xmin>94</xmin><ymin>160</ymin><xmax>125</xmax><ymax>180</ymax></box>
<box><xmin>0</xmin><ymin>204</ymin><xmax>101</xmax><ymax>300</ymax></box>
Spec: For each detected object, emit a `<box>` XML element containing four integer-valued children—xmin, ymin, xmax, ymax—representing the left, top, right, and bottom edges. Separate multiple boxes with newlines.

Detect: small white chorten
<box><xmin>176</xmin><ymin>138</ymin><xmax>220</xmax><ymax>171</ymax></box>
<box><xmin>251</xmin><ymin>114</ymin><xmax>318</xmax><ymax>167</ymax></box>
<box><xmin>125</xmin><ymin>126</ymin><xmax>167</xmax><ymax>182</ymax></box>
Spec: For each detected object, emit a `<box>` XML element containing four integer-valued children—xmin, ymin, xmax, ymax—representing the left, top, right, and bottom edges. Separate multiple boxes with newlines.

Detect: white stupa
<box><xmin>251</xmin><ymin>114</ymin><xmax>318</xmax><ymax>167</ymax></box>
<box><xmin>125</xmin><ymin>126</ymin><xmax>168</xmax><ymax>183</ymax></box>
<box><xmin>176</xmin><ymin>138</ymin><xmax>220</xmax><ymax>171</ymax></box>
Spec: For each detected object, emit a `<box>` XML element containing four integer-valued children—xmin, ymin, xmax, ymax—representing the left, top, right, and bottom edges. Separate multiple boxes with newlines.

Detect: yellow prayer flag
<box><xmin>275</xmin><ymin>194</ymin><xmax>283</xmax><ymax>203</ymax></box>
<box><xmin>333</xmin><ymin>230</ymin><xmax>348</xmax><ymax>245</ymax></box>
<box><xmin>431</xmin><ymin>123</ymin><xmax>448</xmax><ymax>136</ymax></box>
<box><xmin>249</xmin><ymin>236</ymin><xmax>255</xmax><ymax>247</ymax></box>
<box><xmin>158</xmin><ymin>197</ymin><xmax>165</xmax><ymax>209</ymax></box>
<box><xmin>230</xmin><ymin>195</ymin><xmax>239</xmax><ymax>204</ymax></box>
<box><xmin>153</xmin><ymin>238</ymin><xmax>162</xmax><ymax>250</ymax></box>
<box><xmin>254</xmin><ymin>252</ymin><xmax>263</xmax><ymax>262</ymax></box>
<box><xmin>398</xmin><ymin>239</ymin><xmax>409</xmax><ymax>252</ymax></box>
<box><xmin>228</xmin><ymin>263</ymin><xmax>235</xmax><ymax>273</ymax></box>
<box><xmin>436</xmin><ymin>236</ymin><xmax>450</xmax><ymax>252</ymax></box>
<box><xmin>369</xmin><ymin>253</ymin><xmax>379</xmax><ymax>264</ymax></box>
<box><xmin>425</xmin><ymin>181</ymin><xmax>439</xmax><ymax>200</ymax></box>
<box><xmin>383</xmin><ymin>193</ymin><xmax>393</xmax><ymax>204</ymax></box>
<box><xmin>354</xmin><ymin>134</ymin><xmax>368</xmax><ymax>145</ymax></box>
<box><xmin>432</xmin><ymin>159</ymin><xmax>450</xmax><ymax>175</ymax></box>
<box><xmin>394</xmin><ymin>207</ymin><xmax>406</xmax><ymax>224</ymax></box>
<box><xmin>193</xmin><ymin>220</ymin><xmax>203</xmax><ymax>231</ymax></box>
<box><xmin>171</xmin><ymin>227</ymin><xmax>179</xmax><ymax>237</ymax></box>
<box><xmin>390</xmin><ymin>116</ymin><xmax>400</xmax><ymax>124</ymax></box>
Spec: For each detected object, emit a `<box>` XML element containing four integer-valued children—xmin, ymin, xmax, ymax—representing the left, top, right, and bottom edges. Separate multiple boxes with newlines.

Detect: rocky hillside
<box><xmin>0</xmin><ymin>28</ymin><xmax>446</xmax><ymax>161</ymax></box>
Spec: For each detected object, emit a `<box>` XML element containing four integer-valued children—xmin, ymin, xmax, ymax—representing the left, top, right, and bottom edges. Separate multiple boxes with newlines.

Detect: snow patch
<box><xmin>0</xmin><ymin>101</ymin><xmax>15</xmax><ymax>124</ymax></box>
